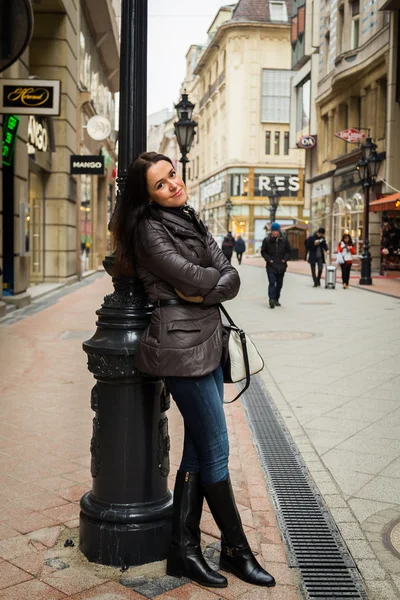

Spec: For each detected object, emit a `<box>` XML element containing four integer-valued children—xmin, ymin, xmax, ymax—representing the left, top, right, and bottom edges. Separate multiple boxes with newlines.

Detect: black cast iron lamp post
<box><xmin>269</xmin><ymin>180</ymin><xmax>280</xmax><ymax>225</ymax></box>
<box><xmin>174</xmin><ymin>92</ymin><xmax>197</xmax><ymax>184</ymax></box>
<box><xmin>357</xmin><ymin>136</ymin><xmax>383</xmax><ymax>285</ymax></box>
<box><xmin>80</xmin><ymin>0</ymin><xmax>173</xmax><ymax>567</ymax></box>
<box><xmin>225</xmin><ymin>198</ymin><xmax>233</xmax><ymax>231</ymax></box>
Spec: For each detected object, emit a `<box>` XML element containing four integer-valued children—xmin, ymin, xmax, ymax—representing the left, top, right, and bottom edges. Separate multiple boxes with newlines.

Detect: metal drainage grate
<box><xmin>241</xmin><ymin>376</ymin><xmax>367</xmax><ymax>600</ymax></box>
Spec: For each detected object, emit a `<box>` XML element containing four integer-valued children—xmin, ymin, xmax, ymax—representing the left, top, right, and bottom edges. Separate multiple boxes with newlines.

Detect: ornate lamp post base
<box><xmin>80</xmin><ymin>257</ymin><xmax>173</xmax><ymax>566</ymax></box>
<box><xmin>359</xmin><ymin>252</ymin><xmax>373</xmax><ymax>285</ymax></box>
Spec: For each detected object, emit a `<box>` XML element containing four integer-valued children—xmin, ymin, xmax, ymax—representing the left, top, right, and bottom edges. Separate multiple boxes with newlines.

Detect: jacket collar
<box><xmin>159</xmin><ymin>209</ymin><xmax>205</xmax><ymax>242</ymax></box>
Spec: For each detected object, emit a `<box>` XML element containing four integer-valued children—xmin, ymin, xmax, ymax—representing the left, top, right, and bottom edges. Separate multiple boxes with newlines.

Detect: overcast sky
<box><xmin>147</xmin><ymin>0</ymin><xmax>229</xmax><ymax>116</ymax></box>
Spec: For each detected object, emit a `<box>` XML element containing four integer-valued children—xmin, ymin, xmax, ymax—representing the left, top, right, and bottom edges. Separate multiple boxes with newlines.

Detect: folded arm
<box><xmin>202</xmin><ymin>233</ymin><xmax>241</xmax><ymax>305</ymax></box>
<box><xmin>139</xmin><ymin>220</ymin><xmax>221</xmax><ymax>297</ymax></box>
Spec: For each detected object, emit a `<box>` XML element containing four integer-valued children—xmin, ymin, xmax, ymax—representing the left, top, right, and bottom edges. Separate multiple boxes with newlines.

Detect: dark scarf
<box><xmin>160</xmin><ymin>204</ymin><xmax>207</xmax><ymax>235</ymax></box>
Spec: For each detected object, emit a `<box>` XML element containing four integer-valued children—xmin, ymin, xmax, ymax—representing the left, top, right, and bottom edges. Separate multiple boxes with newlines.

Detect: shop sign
<box><xmin>311</xmin><ymin>179</ymin><xmax>332</xmax><ymax>199</ymax></box>
<box><xmin>86</xmin><ymin>115</ymin><xmax>112</xmax><ymax>141</ymax></box>
<box><xmin>2</xmin><ymin>115</ymin><xmax>20</xmax><ymax>166</ymax></box>
<box><xmin>335</xmin><ymin>128</ymin><xmax>367</xmax><ymax>143</ymax></box>
<box><xmin>258</xmin><ymin>175</ymin><xmax>300</xmax><ymax>193</ymax></box>
<box><xmin>70</xmin><ymin>155</ymin><xmax>105</xmax><ymax>175</ymax></box>
<box><xmin>0</xmin><ymin>79</ymin><xmax>61</xmax><ymax>116</ymax></box>
<box><xmin>297</xmin><ymin>135</ymin><xmax>317</xmax><ymax>149</ymax></box>
<box><xmin>27</xmin><ymin>116</ymin><xmax>48</xmax><ymax>153</ymax></box>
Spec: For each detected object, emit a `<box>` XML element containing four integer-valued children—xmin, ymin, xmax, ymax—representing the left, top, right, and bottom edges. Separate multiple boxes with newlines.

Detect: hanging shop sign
<box><xmin>2</xmin><ymin>115</ymin><xmax>20</xmax><ymax>166</ymax></box>
<box><xmin>27</xmin><ymin>115</ymin><xmax>48</xmax><ymax>153</ymax></box>
<box><xmin>70</xmin><ymin>155</ymin><xmax>105</xmax><ymax>175</ymax></box>
<box><xmin>335</xmin><ymin>128</ymin><xmax>367</xmax><ymax>144</ymax></box>
<box><xmin>86</xmin><ymin>115</ymin><xmax>112</xmax><ymax>141</ymax></box>
<box><xmin>0</xmin><ymin>79</ymin><xmax>61</xmax><ymax>115</ymax></box>
<box><xmin>297</xmin><ymin>135</ymin><xmax>317</xmax><ymax>149</ymax></box>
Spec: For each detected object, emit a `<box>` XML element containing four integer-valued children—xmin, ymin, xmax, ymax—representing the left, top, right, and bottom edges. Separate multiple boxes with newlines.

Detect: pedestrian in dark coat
<box><xmin>234</xmin><ymin>236</ymin><xmax>246</xmax><ymax>265</ymax></box>
<box><xmin>306</xmin><ymin>227</ymin><xmax>329</xmax><ymax>287</ymax></box>
<box><xmin>261</xmin><ymin>223</ymin><xmax>291</xmax><ymax>309</ymax></box>
<box><xmin>111</xmin><ymin>152</ymin><xmax>275</xmax><ymax>590</ymax></box>
<box><xmin>221</xmin><ymin>232</ymin><xmax>235</xmax><ymax>263</ymax></box>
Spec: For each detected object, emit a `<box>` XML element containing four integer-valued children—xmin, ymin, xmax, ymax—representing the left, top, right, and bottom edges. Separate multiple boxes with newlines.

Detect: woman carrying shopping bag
<box><xmin>337</xmin><ymin>233</ymin><xmax>356</xmax><ymax>288</ymax></box>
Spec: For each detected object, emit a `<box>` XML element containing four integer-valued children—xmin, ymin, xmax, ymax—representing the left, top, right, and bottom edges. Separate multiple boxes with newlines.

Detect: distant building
<box><xmin>182</xmin><ymin>0</ymin><xmax>305</xmax><ymax>252</ymax></box>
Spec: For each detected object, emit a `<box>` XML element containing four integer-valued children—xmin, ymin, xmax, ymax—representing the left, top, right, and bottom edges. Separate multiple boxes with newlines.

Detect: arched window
<box><xmin>349</xmin><ymin>193</ymin><xmax>363</xmax><ymax>254</ymax></box>
<box><xmin>332</xmin><ymin>197</ymin><xmax>349</xmax><ymax>251</ymax></box>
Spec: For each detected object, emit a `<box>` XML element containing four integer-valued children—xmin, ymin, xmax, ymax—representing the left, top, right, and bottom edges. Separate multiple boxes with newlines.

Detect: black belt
<box><xmin>153</xmin><ymin>298</ymin><xmax>193</xmax><ymax>308</ymax></box>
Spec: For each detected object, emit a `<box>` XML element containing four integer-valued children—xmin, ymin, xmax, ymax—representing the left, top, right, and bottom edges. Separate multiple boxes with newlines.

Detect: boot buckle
<box><xmin>223</xmin><ymin>545</ymin><xmax>234</xmax><ymax>557</ymax></box>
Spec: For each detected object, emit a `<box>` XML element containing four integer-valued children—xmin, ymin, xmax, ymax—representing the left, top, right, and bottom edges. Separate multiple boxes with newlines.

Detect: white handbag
<box><xmin>336</xmin><ymin>251</ymin><xmax>345</xmax><ymax>265</ymax></box>
<box><xmin>220</xmin><ymin>304</ymin><xmax>264</xmax><ymax>403</ymax></box>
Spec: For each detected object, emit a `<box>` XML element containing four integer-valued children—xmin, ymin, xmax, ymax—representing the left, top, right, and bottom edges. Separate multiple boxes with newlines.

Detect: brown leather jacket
<box><xmin>134</xmin><ymin>210</ymin><xmax>240</xmax><ymax>377</ymax></box>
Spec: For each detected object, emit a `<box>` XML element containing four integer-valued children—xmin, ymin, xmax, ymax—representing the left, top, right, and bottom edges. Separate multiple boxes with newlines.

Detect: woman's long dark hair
<box><xmin>341</xmin><ymin>233</ymin><xmax>353</xmax><ymax>245</ymax></box>
<box><xmin>111</xmin><ymin>152</ymin><xmax>173</xmax><ymax>275</ymax></box>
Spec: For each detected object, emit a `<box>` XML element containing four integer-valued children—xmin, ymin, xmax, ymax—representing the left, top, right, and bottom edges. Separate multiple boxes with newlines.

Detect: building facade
<box><xmin>183</xmin><ymin>0</ymin><xmax>305</xmax><ymax>252</ymax></box>
<box><xmin>291</xmin><ymin>0</ymin><xmax>391</xmax><ymax>269</ymax></box>
<box><xmin>0</xmin><ymin>0</ymin><xmax>119</xmax><ymax>315</ymax></box>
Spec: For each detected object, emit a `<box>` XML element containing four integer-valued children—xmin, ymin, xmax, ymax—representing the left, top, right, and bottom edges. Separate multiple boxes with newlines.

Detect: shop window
<box><xmin>261</xmin><ymin>69</ymin><xmax>293</xmax><ymax>123</ymax></box>
<box><xmin>265</xmin><ymin>131</ymin><xmax>271</xmax><ymax>154</ymax></box>
<box><xmin>274</xmin><ymin>132</ymin><xmax>280</xmax><ymax>155</ymax></box>
<box><xmin>284</xmin><ymin>131</ymin><xmax>290</xmax><ymax>155</ymax></box>
<box><xmin>229</xmin><ymin>174</ymin><xmax>249</xmax><ymax>196</ymax></box>
<box><xmin>332</xmin><ymin>194</ymin><xmax>363</xmax><ymax>254</ymax></box>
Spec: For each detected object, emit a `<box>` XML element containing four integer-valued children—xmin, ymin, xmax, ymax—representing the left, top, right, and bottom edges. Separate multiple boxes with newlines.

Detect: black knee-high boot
<box><xmin>167</xmin><ymin>471</ymin><xmax>228</xmax><ymax>588</ymax></box>
<box><xmin>203</xmin><ymin>476</ymin><xmax>276</xmax><ymax>587</ymax></box>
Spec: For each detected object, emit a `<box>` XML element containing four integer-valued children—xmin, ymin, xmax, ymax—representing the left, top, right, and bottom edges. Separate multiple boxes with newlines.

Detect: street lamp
<box><xmin>209</xmin><ymin>208</ymin><xmax>214</xmax><ymax>234</ymax></box>
<box><xmin>225</xmin><ymin>198</ymin><xmax>233</xmax><ymax>231</ymax></box>
<box><xmin>174</xmin><ymin>92</ymin><xmax>197</xmax><ymax>184</ymax></box>
<box><xmin>80</xmin><ymin>0</ymin><xmax>173</xmax><ymax>567</ymax></box>
<box><xmin>269</xmin><ymin>180</ymin><xmax>280</xmax><ymax>225</ymax></box>
<box><xmin>357</xmin><ymin>136</ymin><xmax>383</xmax><ymax>285</ymax></box>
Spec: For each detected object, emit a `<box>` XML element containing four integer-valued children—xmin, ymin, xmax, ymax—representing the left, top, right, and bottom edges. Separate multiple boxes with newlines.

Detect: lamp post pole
<box><xmin>80</xmin><ymin>0</ymin><xmax>173</xmax><ymax>567</ymax></box>
<box><xmin>225</xmin><ymin>198</ymin><xmax>232</xmax><ymax>232</ymax></box>
<box><xmin>269</xmin><ymin>181</ymin><xmax>280</xmax><ymax>226</ymax></box>
<box><xmin>357</xmin><ymin>136</ymin><xmax>383</xmax><ymax>286</ymax></box>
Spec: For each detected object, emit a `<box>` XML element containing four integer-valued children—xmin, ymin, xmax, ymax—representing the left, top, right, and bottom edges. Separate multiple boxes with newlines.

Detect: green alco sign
<box><xmin>2</xmin><ymin>115</ymin><xmax>20</xmax><ymax>166</ymax></box>
<box><xmin>0</xmin><ymin>79</ymin><xmax>61</xmax><ymax>115</ymax></box>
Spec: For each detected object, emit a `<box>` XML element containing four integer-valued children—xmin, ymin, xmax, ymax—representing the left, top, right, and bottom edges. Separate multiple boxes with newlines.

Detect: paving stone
<box><xmin>348</xmin><ymin>499</ymin><xmax>396</xmax><ymax>524</ymax></box>
<box><xmin>0</xmin><ymin>561</ymin><xmax>33</xmax><ymax>590</ymax></box>
<box><xmin>366</xmin><ymin>580</ymin><xmax>400</xmax><ymax>600</ymax></box>
<box><xmin>356</xmin><ymin>559</ymin><xmax>387</xmax><ymax>581</ymax></box>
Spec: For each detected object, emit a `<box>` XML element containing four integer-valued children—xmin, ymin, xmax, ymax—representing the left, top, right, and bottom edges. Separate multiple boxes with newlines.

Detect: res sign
<box><xmin>258</xmin><ymin>175</ymin><xmax>300</xmax><ymax>193</ymax></box>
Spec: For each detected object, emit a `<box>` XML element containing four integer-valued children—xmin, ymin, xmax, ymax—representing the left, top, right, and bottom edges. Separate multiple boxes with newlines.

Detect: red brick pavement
<box><xmin>243</xmin><ymin>256</ymin><xmax>400</xmax><ymax>297</ymax></box>
<box><xmin>0</xmin><ymin>274</ymin><xmax>300</xmax><ymax>600</ymax></box>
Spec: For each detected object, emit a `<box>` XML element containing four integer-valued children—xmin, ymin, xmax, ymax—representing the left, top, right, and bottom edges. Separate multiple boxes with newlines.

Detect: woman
<box><xmin>111</xmin><ymin>152</ymin><xmax>275</xmax><ymax>589</ymax></box>
<box><xmin>234</xmin><ymin>236</ymin><xmax>246</xmax><ymax>265</ymax></box>
<box><xmin>337</xmin><ymin>233</ymin><xmax>356</xmax><ymax>288</ymax></box>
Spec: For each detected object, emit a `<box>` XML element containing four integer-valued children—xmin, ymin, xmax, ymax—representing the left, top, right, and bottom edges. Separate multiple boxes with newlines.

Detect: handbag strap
<box><xmin>219</xmin><ymin>303</ymin><xmax>237</xmax><ymax>327</ymax></box>
<box><xmin>219</xmin><ymin>304</ymin><xmax>251</xmax><ymax>404</ymax></box>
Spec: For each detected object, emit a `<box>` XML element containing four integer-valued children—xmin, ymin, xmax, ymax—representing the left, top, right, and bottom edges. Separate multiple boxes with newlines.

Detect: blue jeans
<box><xmin>267</xmin><ymin>269</ymin><xmax>285</xmax><ymax>301</ymax></box>
<box><xmin>166</xmin><ymin>364</ymin><xmax>229</xmax><ymax>485</ymax></box>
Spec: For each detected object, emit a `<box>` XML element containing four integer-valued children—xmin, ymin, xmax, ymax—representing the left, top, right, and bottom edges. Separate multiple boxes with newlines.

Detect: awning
<box><xmin>370</xmin><ymin>193</ymin><xmax>400</xmax><ymax>212</ymax></box>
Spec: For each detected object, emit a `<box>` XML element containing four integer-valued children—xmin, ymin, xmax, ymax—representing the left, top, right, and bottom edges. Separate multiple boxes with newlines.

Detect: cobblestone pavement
<box><xmin>0</xmin><ymin>273</ymin><xmax>300</xmax><ymax>600</ymax></box>
<box><xmin>227</xmin><ymin>258</ymin><xmax>400</xmax><ymax>600</ymax></box>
